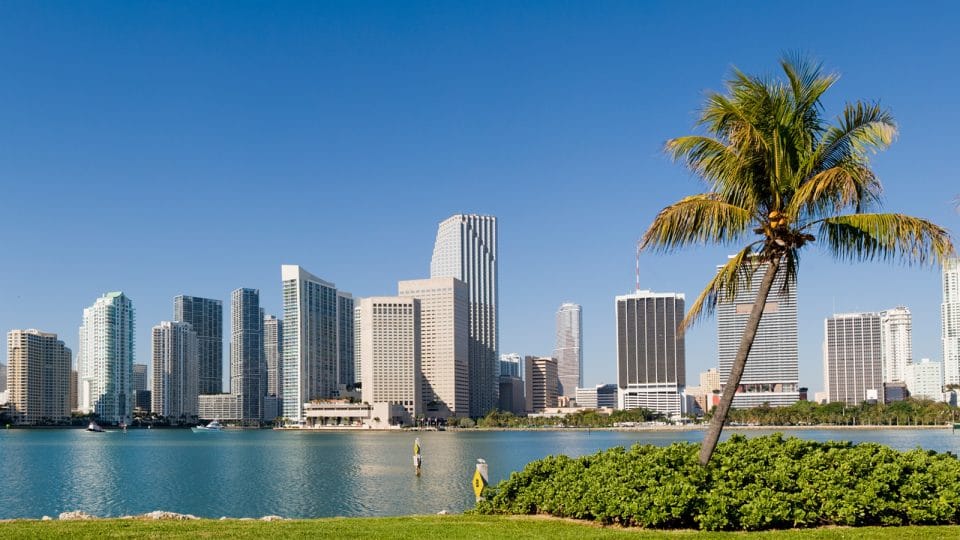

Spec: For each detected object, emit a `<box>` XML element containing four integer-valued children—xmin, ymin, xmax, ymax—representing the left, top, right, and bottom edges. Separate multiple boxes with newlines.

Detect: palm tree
<box><xmin>641</xmin><ymin>56</ymin><xmax>955</xmax><ymax>465</ymax></box>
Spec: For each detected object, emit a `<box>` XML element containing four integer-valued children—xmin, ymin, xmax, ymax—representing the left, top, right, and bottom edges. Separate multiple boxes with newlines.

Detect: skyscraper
<box><xmin>554</xmin><ymin>303</ymin><xmax>583</xmax><ymax>399</ymax></box>
<box><xmin>133</xmin><ymin>362</ymin><xmax>150</xmax><ymax>413</ymax></box>
<box><xmin>716</xmin><ymin>259</ymin><xmax>799</xmax><ymax>408</ymax></box>
<box><xmin>430</xmin><ymin>214</ymin><xmax>499</xmax><ymax>417</ymax></box>
<box><xmin>943</xmin><ymin>258</ymin><xmax>960</xmax><ymax>386</ymax></box>
<box><xmin>615</xmin><ymin>290</ymin><xmax>686</xmax><ymax>415</ymax></box>
<box><xmin>906</xmin><ymin>358</ymin><xmax>944</xmax><ymax>401</ymax></box>
<box><xmin>7</xmin><ymin>330</ymin><xmax>71</xmax><ymax>424</ymax></box>
<box><xmin>133</xmin><ymin>363</ymin><xmax>148</xmax><ymax>394</ymax></box>
<box><xmin>399</xmin><ymin>277</ymin><xmax>470</xmax><ymax>418</ymax></box>
<box><xmin>151</xmin><ymin>321</ymin><xmax>199</xmax><ymax>420</ymax></box>
<box><xmin>337</xmin><ymin>292</ymin><xmax>356</xmax><ymax>387</ymax></box>
<box><xmin>880</xmin><ymin>306</ymin><xmax>912</xmax><ymax>383</ymax></box>
<box><xmin>358</xmin><ymin>296</ymin><xmax>421</xmax><ymax>421</ymax></box>
<box><xmin>263</xmin><ymin>314</ymin><xmax>283</xmax><ymax>399</ymax></box>
<box><xmin>524</xmin><ymin>356</ymin><xmax>558</xmax><ymax>413</ymax></box>
<box><xmin>174</xmin><ymin>295</ymin><xmax>223</xmax><ymax>395</ymax></box>
<box><xmin>499</xmin><ymin>353</ymin><xmax>523</xmax><ymax>378</ymax></box>
<box><xmin>281</xmin><ymin>265</ymin><xmax>348</xmax><ymax>423</ymax></box>
<box><xmin>232</xmin><ymin>288</ymin><xmax>263</xmax><ymax>424</ymax></box>
<box><xmin>823</xmin><ymin>312</ymin><xmax>883</xmax><ymax>405</ymax></box>
<box><xmin>78</xmin><ymin>291</ymin><xmax>135</xmax><ymax>424</ymax></box>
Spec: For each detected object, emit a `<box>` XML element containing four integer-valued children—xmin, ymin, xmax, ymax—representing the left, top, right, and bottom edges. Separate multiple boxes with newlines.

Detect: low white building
<box><xmin>905</xmin><ymin>358</ymin><xmax>943</xmax><ymax>401</ymax></box>
<box><xmin>302</xmin><ymin>401</ymin><xmax>408</xmax><ymax>428</ymax></box>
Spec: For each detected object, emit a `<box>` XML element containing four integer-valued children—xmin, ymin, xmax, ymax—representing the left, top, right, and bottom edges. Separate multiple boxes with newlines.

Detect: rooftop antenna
<box><xmin>635</xmin><ymin>239</ymin><xmax>641</xmax><ymax>293</ymax></box>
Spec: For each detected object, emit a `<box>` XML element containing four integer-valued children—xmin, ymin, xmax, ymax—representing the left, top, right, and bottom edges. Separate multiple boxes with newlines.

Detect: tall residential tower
<box><xmin>78</xmin><ymin>292</ymin><xmax>135</xmax><ymax>424</ymax></box>
<box><xmin>232</xmin><ymin>288</ymin><xmax>263</xmax><ymax>424</ymax></box>
<box><xmin>151</xmin><ymin>321</ymin><xmax>199</xmax><ymax>420</ymax></box>
<box><xmin>6</xmin><ymin>330</ymin><xmax>71</xmax><ymax>424</ymax></box>
<box><xmin>943</xmin><ymin>258</ymin><xmax>960</xmax><ymax>386</ymax></box>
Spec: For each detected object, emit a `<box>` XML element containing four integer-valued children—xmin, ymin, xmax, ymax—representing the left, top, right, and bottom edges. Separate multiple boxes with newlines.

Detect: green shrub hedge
<box><xmin>472</xmin><ymin>434</ymin><xmax>960</xmax><ymax>531</ymax></box>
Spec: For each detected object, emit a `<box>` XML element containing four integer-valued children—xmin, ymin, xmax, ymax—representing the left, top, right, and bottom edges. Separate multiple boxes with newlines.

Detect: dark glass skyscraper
<box><xmin>174</xmin><ymin>295</ymin><xmax>223</xmax><ymax>395</ymax></box>
<box><xmin>232</xmin><ymin>288</ymin><xmax>263</xmax><ymax>424</ymax></box>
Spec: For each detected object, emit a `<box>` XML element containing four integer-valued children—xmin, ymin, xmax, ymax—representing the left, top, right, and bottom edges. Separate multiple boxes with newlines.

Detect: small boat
<box><xmin>192</xmin><ymin>419</ymin><xmax>225</xmax><ymax>432</ymax></box>
<box><xmin>86</xmin><ymin>421</ymin><xmax>105</xmax><ymax>433</ymax></box>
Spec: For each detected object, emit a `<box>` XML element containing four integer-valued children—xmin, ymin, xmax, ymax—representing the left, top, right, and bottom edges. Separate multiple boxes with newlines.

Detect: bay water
<box><xmin>1</xmin><ymin>427</ymin><xmax>958</xmax><ymax>519</ymax></box>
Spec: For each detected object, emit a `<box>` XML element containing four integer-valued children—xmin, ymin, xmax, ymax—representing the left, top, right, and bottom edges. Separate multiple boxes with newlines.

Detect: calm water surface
<box><xmin>1</xmin><ymin>427</ymin><xmax>959</xmax><ymax>519</ymax></box>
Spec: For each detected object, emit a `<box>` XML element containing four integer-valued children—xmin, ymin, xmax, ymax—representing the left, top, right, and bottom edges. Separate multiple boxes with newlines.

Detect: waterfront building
<box><xmin>151</xmin><ymin>321</ymin><xmax>199</xmax><ymax>421</ymax></box>
<box><xmin>575</xmin><ymin>384</ymin><xmax>618</xmax><ymax>409</ymax></box>
<box><xmin>173</xmin><ymin>295</ymin><xmax>223</xmax><ymax>395</ymax></box>
<box><xmin>883</xmin><ymin>381</ymin><xmax>909</xmax><ymax>403</ymax></box>
<box><xmin>263</xmin><ymin>314</ymin><xmax>283</xmax><ymax>401</ymax></box>
<box><xmin>615</xmin><ymin>290</ymin><xmax>686</xmax><ymax>416</ymax></box>
<box><xmin>498</xmin><ymin>375</ymin><xmax>525</xmax><ymax>415</ymax></box>
<box><xmin>0</xmin><ymin>362</ymin><xmax>5</xmax><ymax>393</ymax></box>
<box><xmin>430</xmin><ymin>214</ymin><xmax>499</xmax><ymax>417</ymax></box>
<box><xmin>69</xmin><ymin>369</ymin><xmax>77</xmax><ymax>411</ymax></box>
<box><xmin>78</xmin><ymin>291</ymin><xmax>135</xmax><ymax>424</ymax></box>
<box><xmin>353</xmin><ymin>305</ymin><xmax>362</xmax><ymax>386</ymax></box>
<box><xmin>684</xmin><ymin>368</ymin><xmax>722</xmax><ymax>413</ymax></box>
<box><xmin>6</xmin><ymin>330</ymin><xmax>71</xmax><ymax>424</ymax></box>
<box><xmin>524</xmin><ymin>356</ymin><xmax>558</xmax><ymax>413</ymax></box>
<box><xmin>232</xmin><ymin>288</ymin><xmax>263</xmax><ymax>424</ymax></box>
<box><xmin>398</xmin><ymin>277</ymin><xmax>470</xmax><ymax>418</ymax></box>
<box><xmin>281</xmin><ymin>265</ymin><xmax>351</xmax><ymax>423</ymax></box>
<box><xmin>823</xmin><ymin>312</ymin><xmax>883</xmax><ymax>405</ymax></box>
<box><xmin>943</xmin><ymin>258</ymin><xmax>960</xmax><ymax>386</ymax></box>
<box><xmin>358</xmin><ymin>296</ymin><xmax>421</xmax><ymax>421</ymax></box>
<box><xmin>905</xmin><ymin>358</ymin><xmax>943</xmax><ymax>401</ymax></box>
<box><xmin>133</xmin><ymin>363</ymin><xmax>149</xmax><ymax>414</ymax></box>
<box><xmin>133</xmin><ymin>363</ymin><xmax>148</xmax><ymax>394</ymax></box>
<box><xmin>198</xmin><ymin>393</ymin><xmax>241</xmax><ymax>421</ymax></box>
<box><xmin>337</xmin><ymin>292</ymin><xmax>356</xmax><ymax>387</ymax></box>
<box><xmin>880</xmin><ymin>306</ymin><xmax>912</xmax><ymax>383</ymax></box>
<box><xmin>554</xmin><ymin>303</ymin><xmax>583</xmax><ymax>399</ymax></box>
<box><xmin>716</xmin><ymin>259</ymin><xmax>799</xmax><ymax>408</ymax></box>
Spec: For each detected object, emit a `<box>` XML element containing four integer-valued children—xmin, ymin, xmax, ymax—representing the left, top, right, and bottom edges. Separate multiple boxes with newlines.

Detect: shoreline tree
<box><xmin>641</xmin><ymin>56</ymin><xmax>955</xmax><ymax>465</ymax></box>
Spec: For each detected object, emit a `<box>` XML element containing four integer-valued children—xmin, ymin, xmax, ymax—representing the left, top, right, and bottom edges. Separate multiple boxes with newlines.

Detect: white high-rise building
<box><xmin>615</xmin><ymin>290</ymin><xmax>686</xmax><ymax>415</ymax></box>
<box><xmin>716</xmin><ymin>259</ymin><xmax>799</xmax><ymax>408</ymax></box>
<box><xmin>78</xmin><ymin>292</ymin><xmax>135</xmax><ymax>424</ymax></box>
<box><xmin>7</xmin><ymin>330</ymin><xmax>72</xmax><ymax>424</ymax></box>
<box><xmin>554</xmin><ymin>303</ymin><xmax>583</xmax><ymax>399</ymax></box>
<box><xmin>905</xmin><ymin>358</ymin><xmax>944</xmax><ymax>401</ymax></box>
<box><xmin>880</xmin><ymin>306</ymin><xmax>912</xmax><ymax>383</ymax></box>
<box><xmin>151</xmin><ymin>321</ymin><xmax>199</xmax><ymax>420</ymax></box>
<box><xmin>398</xmin><ymin>277</ymin><xmax>469</xmax><ymax>418</ymax></box>
<box><xmin>281</xmin><ymin>265</ymin><xmax>352</xmax><ymax>423</ymax></box>
<box><xmin>430</xmin><ymin>214</ymin><xmax>499</xmax><ymax>417</ymax></box>
<box><xmin>943</xmin><ymin>258</ymin><xmax>960</xmax><ymax>386</ymax></box>
<box><xmin>263</xmin><ymin>315</ymin><xmax>283</xmax><ymax>399</ymax></box>
<box><xmin>358</xmin><ymin>297</ymin><xmax>421</xmax><ymax>421</ymax></box>
<box><xmin>823</xmin><ymin>312</ymin><xmax>883</xmax><ymax>405</ymax></box>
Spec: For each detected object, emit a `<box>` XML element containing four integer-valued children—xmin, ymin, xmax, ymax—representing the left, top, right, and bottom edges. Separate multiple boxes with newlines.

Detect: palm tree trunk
<box><xmin>698</xmin><ymin>258</ymin><xmax>781</xmax><ymax>465</ymax></box>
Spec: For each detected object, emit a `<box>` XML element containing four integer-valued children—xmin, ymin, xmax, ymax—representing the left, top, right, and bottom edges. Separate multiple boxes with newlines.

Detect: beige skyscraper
<box><xmin>7</xmin><ymin>330</ymin><xmax>72</xmax><ymax>424</ymax></box>
<box><xmin>430</xmin><ymin>214</ymin><xmax>499</xmax><ymax>417</ymax></box>
<box><xmin>880</xmin><ymin>306</ymin><xmax>912</xmax><ymax>383</ymax></box>
<box><xmin>525</xmin><ymin>356</ymin><xmax>558</xmax><ymax>413</ymax></box>
<box><xmin>358</xmin><ymin>297</ymin><xmax>421</xmax><ymax>421</ymax></box>
<box><xmin>398</xmin><ymin>277</ymin><xmax>469</xmax><ymax>418</ymax></box>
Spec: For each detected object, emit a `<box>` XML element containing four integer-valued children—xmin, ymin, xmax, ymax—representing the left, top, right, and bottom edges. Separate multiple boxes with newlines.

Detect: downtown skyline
<box><xmin>1</xmin><ymin>3</ymin><xmax>958</xmax><ymax>395</ymax></box>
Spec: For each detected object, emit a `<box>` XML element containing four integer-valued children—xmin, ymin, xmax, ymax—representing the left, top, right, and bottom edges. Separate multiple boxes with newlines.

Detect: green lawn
<box><xmin>1</xmin><ymin>516</ymin><xmax>959</xmax><ymax>539</ymax></box>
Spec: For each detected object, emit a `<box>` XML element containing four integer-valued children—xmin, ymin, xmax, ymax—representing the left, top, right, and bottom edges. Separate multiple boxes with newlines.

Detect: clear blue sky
<box><xmin>1</xmin><ymin>2</ymin><xmax>957</xmax><ymax>393</ymax></box>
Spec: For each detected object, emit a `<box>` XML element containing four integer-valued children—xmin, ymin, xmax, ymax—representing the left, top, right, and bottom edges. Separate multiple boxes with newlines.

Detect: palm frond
<box><xmin>813</xmin><ymin>213</ymin><xmax>955</xmax><ymax>265</ymax></box>
<box><xmin>641</xmin><ymin>194</ymin><xmax>754</xmax><ymax>252</ymax></box>
<box><xmin>815</xmin><ymin>101</ymin><xmax>896</xmax><ymax>172</ymax></box>
<box><xmin>787</xmin><ymin>160</ymin><xmax>882</xmax><ymax>220</ymax></box>
<box><xmin>681</xmin><ymin>245</ymin><xmax>759</xmax><ymax>330</ymax></box>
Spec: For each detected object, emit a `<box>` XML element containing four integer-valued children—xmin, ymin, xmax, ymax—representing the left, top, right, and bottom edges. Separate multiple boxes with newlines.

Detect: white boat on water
<box><xmin>86</xmin><ymin>421</ymin><xmax>104</xmax><ymax>433</ymax></box>
<box><xmin>192</xmin><ymin>419</ymin><xmax>225</xmax><ymax>432</ymax></box>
